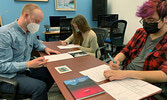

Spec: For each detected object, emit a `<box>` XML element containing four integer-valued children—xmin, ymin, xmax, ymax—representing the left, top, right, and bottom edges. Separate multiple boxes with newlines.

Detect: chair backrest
<box><xmin>110</xmin><ymin>20</ymin><xmax>127</xmax><ymax>47</ymax></box>
<box><xmin>59</xmin><ymin>18</ymin><xmax>73</xmax><ymax>40</ymax></box>
<box><xmin>91</xmin><ymin>28</ymin><xmax>108</xmax><ymax>47</ymax></box>
<box><xmin>0</xmin><ymin>76</ymin><xmax>31</xmax><ymax>100</ymax></box>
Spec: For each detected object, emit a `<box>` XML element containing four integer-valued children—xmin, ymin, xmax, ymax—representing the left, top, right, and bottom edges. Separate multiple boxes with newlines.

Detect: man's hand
<box><xmin>27</xmin><ymin>57</ymin><xmax>48</xmax><ymax>68</ymax></box>
<box><xmin>45</xmin><ymin>48</ymin><xmax>60</xmax><ymax>55</ymax></box>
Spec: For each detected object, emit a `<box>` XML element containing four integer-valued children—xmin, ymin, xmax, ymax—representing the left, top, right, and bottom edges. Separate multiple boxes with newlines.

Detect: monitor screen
<box><xmin>49</xmin><ymin>16</ymin><xmax>66</xmax><ymax>29</ymax></box>
<box><xmin>98</xmin><ymin>14</ymin><xmax>118</xmax><ymax>28</ymax></box>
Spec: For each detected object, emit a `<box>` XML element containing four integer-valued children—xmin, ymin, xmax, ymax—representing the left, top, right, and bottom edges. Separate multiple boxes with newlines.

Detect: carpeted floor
<box><xmin>20</xmin><ymin>83</ymin><xmax>65</xmax><ymax>100</ymax></box>
<box><xmin>47</xmin><ymin>83</ymin><xmax>65</xmax><ymax>100</ymax></box>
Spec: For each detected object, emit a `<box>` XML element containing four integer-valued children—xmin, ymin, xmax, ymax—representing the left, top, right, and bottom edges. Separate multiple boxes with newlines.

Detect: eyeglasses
<box><xmin>139</xmin><ymin>18</ymin><xmax>161</xmax><ymax>24</ymax></box>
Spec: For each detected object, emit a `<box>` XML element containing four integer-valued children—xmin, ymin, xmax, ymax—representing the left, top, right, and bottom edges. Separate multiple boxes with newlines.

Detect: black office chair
<box><xmin>0</xmin><ymin>50</ymin><xmax>39</xmax><ymax>100</ymax></box>
<box><xmin>154</xmin><ymin>93</ymin><xmax>167</xmax><ymax>100</ymax></box>
<box><xmin>59</xmin><ymin>18</ymin><xmax>73</xmax><ymax>40</ymax></box>
<box><xmin>105</xmin><ymin>20</ymin><xmax>127</xmax><ymax>57</ymax></box>
<box><xmin>0</xmin><ymin>76</ymin><xmax>31</xmax><ymax>100</ymax></box>
<box><xmin>153</xmin><ymin>83</ymin><xmax>167</xmax><ymax>100</ymax></box>
<box><xmin>92</xmin><ymin>28</ymin><xmax>108</xmax><ymax>60</ymax></box>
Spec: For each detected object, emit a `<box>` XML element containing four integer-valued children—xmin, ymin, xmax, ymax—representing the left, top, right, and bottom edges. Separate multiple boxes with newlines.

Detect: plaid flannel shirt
<box><xmin>121</xmin><ymin>28</ymin><xmax>167</xmax><ymax>74</ymax></box>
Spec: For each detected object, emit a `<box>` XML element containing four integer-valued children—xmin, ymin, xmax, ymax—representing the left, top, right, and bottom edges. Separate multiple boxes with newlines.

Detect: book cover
<box><xmin>68</xmin><ymin>50</ymin><xmax>88</xmax><ymax>57</ymax></box>
<box><xmin>64</xmin><ymin>76</ymin><xmax>105</xmax><ymax>100</ymax></box>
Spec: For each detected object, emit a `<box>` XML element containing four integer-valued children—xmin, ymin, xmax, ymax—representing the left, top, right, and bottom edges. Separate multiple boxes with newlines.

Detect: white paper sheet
<box><xmin>79</xmin><ymin>64</ymin><xmax>111</xmax><ymax>82</ymax></box>
<box><xmin>99</xmin><ymin>78</ymin><xmax>162</xmax><ymax>100</ymax></box>
<box><xmin>44</xmin><ymin>53</ymin><xmax>73</xmax><ymax>62</ymax></box>
<box><xmin>57</xmin><ymin>44</ymin><xmax>80</xmax><ymax>49</ymax></box>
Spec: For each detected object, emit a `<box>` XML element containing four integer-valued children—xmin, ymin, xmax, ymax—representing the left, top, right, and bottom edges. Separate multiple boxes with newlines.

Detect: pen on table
<box><xmin>108</xmin><ymin>53</ymin><xmax>116</xmax><ymax>64</ymax></box>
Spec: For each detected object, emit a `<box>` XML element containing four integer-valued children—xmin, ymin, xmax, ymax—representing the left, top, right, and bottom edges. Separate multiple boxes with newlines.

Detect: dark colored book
<box><xmin>64</xmin><ymin>76</ymin><xmax>105</xmax><ymax>100</ymax></box>
<box><xmin>68</xmin><ymin>50</ymin><xmax>88</xmax><ymax>57</ymax></box>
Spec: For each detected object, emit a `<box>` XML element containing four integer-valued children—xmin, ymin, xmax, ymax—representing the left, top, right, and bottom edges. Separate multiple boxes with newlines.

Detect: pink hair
<box><xmin>136</xmin><ymin>0</ymin><xmax>160</xmax><ymax>18</ymax></box>
<box><xmin>157</xmin><ymin>1</ymin><xmax>167</xmax><ymax>18</ymax></box>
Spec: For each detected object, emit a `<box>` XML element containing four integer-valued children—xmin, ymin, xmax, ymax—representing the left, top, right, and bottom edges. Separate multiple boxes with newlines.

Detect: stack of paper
<box><xmin>99</xmin><ymin>79</ymin><xmax>161</xmax><ymax>100</ymax></box>
<box><xmin>57</xmin><ymin>44</ymin><xmax>80</xmax><ymax>49</ymax></box>
<box><xmin>79</xmin><ymin>64</ymin><xmax>162</xmax><ymax>100</ymax></box>
<box><xmin>80</xmin><ymin>64</ymin><xmax>110</xmax><ymax>82</ymax></box>
<box><xmin>44</xmin><ymin>53</ymin><xmax>73</xmax><ymax>62</ymax></box>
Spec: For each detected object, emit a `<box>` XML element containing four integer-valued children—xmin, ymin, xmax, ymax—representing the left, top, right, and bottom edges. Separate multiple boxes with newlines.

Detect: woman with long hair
<box><xmin>61</xmin><ymin>15</ymin><xmax>100</xmax><ymax>57</ymax></box>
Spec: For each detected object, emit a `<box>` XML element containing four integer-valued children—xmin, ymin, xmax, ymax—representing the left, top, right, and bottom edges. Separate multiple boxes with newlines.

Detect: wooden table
<box><xmin>40</xmin><ymin>41</ymin><xmax>115</xmax><ymax>100</ymax></box>
<box><xmin>43</xmin><ymin>31</ymin><xmax>60</xmax><ymax>41</ymax></box>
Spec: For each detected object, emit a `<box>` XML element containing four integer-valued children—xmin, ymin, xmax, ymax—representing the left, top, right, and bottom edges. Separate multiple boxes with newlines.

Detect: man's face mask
<box><xmin>142</xmin><ymin>21</ymin><xmax>160</xmax><ymax>34</ymax></box>
<box><xmin>27</xmin><ymin>16</ymin><xmax>40</xmax><ymax>34</ymax></box>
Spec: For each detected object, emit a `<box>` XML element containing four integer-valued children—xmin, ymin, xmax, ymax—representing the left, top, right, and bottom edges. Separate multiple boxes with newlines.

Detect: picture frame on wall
<box><xmin>0</xmin><ymin>16</ymin><xmax>2</xmax><ymax>27</ymax></box>
<box><xmin>14</xmin><ymin>0</ymin><xmax>48</xmax><ymax>2</ymax></box>
<box><xmin>55</xmin><ymin>0</ymin><xmax>76</xmax><ymax>11</ymax></box>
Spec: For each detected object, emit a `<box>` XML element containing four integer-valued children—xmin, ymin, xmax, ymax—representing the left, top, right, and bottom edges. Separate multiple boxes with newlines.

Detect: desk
<box><xmin>43</xmin><ymin>31</ymin><xmax>60</xmax><ymax>41</ymax></box>
<box><xmin>40</xmin><ymin>41</ymin><xmax>114</xmax><ymax>100</ymax></box>
<box><xmin>40</xmin><ymin>41</ymin><xmax>161</xmax><ymax>100</ymax></box>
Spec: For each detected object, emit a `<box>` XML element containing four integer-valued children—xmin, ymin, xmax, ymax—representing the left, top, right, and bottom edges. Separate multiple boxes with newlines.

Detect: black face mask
<box><xmin>143</xmin><ymin>21</ymin><xmax>160</xmax><ymax>34</ymax></box>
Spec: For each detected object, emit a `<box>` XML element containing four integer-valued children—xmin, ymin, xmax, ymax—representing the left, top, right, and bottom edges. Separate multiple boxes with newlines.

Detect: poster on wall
<box><xmin>55</xmin><ymin>0</ymin><xmax>76</xmax><ymax>11</ymax></box>
<box><xmin>0</xmin><ymin>16</ymin><xmax>2</xmax><ymax>27</ymax></box>
<box><xmin>14</xmin><ymin>0</ymin><xmax>48</xmax><ymax>2</ymax></box>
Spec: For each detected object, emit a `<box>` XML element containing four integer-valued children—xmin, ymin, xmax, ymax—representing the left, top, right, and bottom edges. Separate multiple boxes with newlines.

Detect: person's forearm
<box><xmin>79</xmin><ymin>46</ymin><xmax>94</xmax><ymax>52</ymax></box>
<box><xmin>114</xmin><ymin>53</ymin><xmax>126</xmax><ymax>63</ymax></box>
<box><xmin>0</xmin><ymin>62</ymin><xmax>27</xmax><ymax>73</ymax></box>
<box><xmin>65</xmin><ymin>34</ymin><xmax>73</xmax><ymax>44</ymax></box>
<box><xmin>125</xmin><ymin>70</ymin><xmax>167</xmax><ymax>83</ymax></box>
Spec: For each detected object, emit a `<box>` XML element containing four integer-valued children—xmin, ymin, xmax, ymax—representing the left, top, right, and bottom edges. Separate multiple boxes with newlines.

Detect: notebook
<box><xmin>68</xmin><ymin>50</ymin><xmax>88</xmax><ymax>57</ymax></box>
<box><xmin>64</xmin><ymin>76</ymin><xmax>105</xmax><ymax>100</ymax></box>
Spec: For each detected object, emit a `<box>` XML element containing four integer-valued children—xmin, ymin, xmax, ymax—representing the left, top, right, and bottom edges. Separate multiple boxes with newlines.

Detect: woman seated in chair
<box><xmin>61</xmin><ymin>14</ymin><xmax>100</xmax><ymax>57</ymax></box>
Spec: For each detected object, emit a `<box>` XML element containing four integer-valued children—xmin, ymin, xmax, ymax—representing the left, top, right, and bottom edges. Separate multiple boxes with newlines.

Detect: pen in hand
<box><xmin>108</xmin><ymin>53</ymin><xmax>116</xmax><ymax>64</ymax></box>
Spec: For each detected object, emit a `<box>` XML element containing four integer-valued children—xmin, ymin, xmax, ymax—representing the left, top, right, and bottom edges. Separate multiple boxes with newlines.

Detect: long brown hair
<box><xmin>71</xmin><ymin>15</ymin><xmax>91</xmax><ymax>45</ymax></box>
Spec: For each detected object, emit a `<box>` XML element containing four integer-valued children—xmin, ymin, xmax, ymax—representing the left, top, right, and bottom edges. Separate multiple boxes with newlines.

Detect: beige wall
<box><xmin>107</xmin><ymin>0</ymin><xmax>147</xmax><ymax>44</ymax></box>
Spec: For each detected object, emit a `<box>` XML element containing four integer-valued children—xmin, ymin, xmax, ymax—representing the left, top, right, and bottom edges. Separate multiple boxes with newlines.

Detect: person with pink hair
<box><xmin>104</xmin><ymin>0</ymin><xmax>167</xmax><ymax>98</ymax></box>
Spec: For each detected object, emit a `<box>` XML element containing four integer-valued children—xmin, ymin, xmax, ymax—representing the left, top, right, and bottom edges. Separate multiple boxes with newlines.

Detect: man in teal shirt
<box><xmin>0</xmin><ymin>3</ymin><xmax>60</xmax><ymax>100</ymax></box>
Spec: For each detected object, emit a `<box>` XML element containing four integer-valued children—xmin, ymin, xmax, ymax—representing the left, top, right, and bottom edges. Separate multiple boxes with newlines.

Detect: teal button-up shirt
<box><xmin>0</xmin><ymin>20</ymin><xmax>46</xmax><ymax>78</ymax></box>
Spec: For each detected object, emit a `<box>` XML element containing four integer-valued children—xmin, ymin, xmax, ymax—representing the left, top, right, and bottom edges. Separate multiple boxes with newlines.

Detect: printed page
<box><xmin>68</xmin><ymin>50</ymin><xmax>88</xmax><ymax>57</ymax></box>
<box><xmin>99</xmin><ymin>78</ymin><xmax>162</xmax><ymax>100</ymax></box>
<box><xmin>80</xmin><ymin>64</ymin><xmax>111</xmax><ymax>82</ymax></box>
<box><xmin>44</xmin><ymin>53</ymin><xmax>73</xmax><ymax>62</ymax></box>
<box><xmin>57</xmin><ymin>44</ymin><xmax>80</xmax><ymax>49</ymax></box>
<box><xmin>55</xmin><ymin>65</ymin><xmax>72</xmax><ymax>74</ymax></box>
<box><xmin>68</xmin><ymin>50</ymin><xmax>82</xmax><ymax>53</ymax></box>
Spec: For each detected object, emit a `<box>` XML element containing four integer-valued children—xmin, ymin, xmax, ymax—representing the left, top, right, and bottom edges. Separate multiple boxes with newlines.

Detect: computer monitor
<box><xmin>49</xmin><ymin>16</ymin><xmax>66</xmax><ymax>30</ymax></box>
<box><xmin>98</xmin><ymin>14</ymin><xmax>118</xmax><ymax>28</ymax></box>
